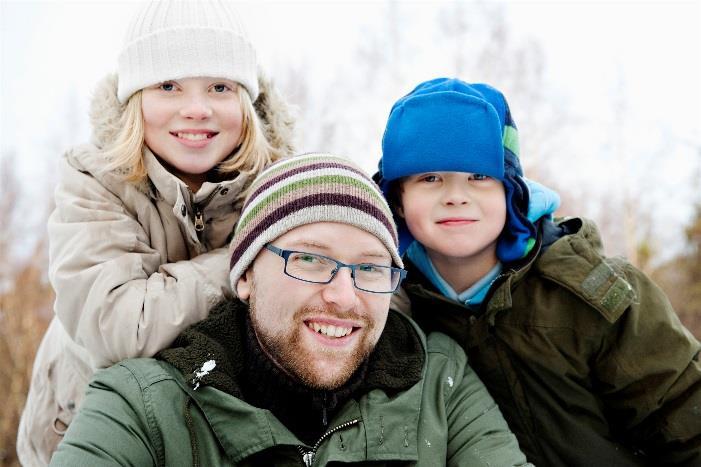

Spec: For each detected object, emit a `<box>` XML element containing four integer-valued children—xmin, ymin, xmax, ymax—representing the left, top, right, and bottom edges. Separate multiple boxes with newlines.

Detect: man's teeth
<box><xmin>177</xmin><ymin>132</ymin><xmax>210</xmax><ymax>141</ymax></box>
<box><xmin>308</xmin><ymin>322</ymin><xmax>352</xmax><ymax>338</ymax></box>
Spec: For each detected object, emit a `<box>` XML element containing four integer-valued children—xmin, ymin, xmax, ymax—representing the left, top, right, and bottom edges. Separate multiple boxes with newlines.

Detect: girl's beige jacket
<box><xmin>17</xmin><ymin>73</ymin><xmax>295</xmax><ymax>466</ymax></box>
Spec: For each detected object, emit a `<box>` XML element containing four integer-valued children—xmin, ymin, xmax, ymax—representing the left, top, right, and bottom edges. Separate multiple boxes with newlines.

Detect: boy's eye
<box><xmin>420</xmin><ymin>174</ymin><xmax>439</xmax><ymax>183</ymax></box>
<box><xmin>471</xmin><ymin>174</ymin><xmax>490</xmax><ymax>181</ymax></box>
<box><xmin>159</xmin><ymin>82</ymin><xmax>175</xmax><ymax>92</ymax></box>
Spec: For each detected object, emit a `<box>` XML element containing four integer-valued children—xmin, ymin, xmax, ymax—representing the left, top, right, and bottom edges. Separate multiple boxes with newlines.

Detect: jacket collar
<box><xmin>157</xmin><ymin>299</ymin><xmax>426</xmax><ymax>461</ymax></box>
<box><xmin>404</xmin><ymin>217</ymin><xmax>635</xmax><ymax>324</ymax></box>
<box><xmin>142</xmin><ymin>147</ymin><xmax>251</xmax><ymax>207</ymax></box>
<box><xmin>163</xmin><ymin>370</ymin><xmax>423</xmax><ymax>463</ymax></box>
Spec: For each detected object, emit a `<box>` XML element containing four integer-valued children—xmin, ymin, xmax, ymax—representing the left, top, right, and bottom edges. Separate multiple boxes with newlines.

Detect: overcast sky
<box><xmin>1</xmin><ymin>0</ymin><xmax>699</xmax><ymax>261</ymax></box>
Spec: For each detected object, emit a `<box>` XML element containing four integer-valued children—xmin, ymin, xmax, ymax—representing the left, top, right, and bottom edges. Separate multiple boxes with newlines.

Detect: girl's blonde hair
<box><xmin>103</xmin><ymin>85</ymin><xmax>279</xmax><ymax>183</ymax></box>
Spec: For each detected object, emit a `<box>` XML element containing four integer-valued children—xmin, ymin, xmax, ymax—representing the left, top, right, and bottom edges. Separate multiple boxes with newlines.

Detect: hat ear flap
<box><xmin>497</xmin><ymin>173</ymin><xmax>537</xmax><ymax>262</ymax></box>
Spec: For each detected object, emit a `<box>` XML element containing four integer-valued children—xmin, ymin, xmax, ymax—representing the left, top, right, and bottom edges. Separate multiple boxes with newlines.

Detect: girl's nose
<box><xmin>179</xmin><ymin>95</ymin><xmax>213</xmax><ymax>120</ymax></box>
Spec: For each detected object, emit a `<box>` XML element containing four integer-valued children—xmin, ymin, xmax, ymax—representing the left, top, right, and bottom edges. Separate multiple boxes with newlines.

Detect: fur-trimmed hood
<box><xmin>88</xmin><ymin>72</ymin><xmax>296</xmax><ymax>156</ymax></box>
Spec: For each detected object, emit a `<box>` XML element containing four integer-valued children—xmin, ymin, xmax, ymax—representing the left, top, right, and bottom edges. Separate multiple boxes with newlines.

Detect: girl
<box><xmin>17</xmin><ymin>1</ymin><xmax>295</xmax><ymax>464</ymax></box>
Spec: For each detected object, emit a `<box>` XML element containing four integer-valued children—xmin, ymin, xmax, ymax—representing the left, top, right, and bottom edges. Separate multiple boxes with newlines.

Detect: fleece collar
<box><xmin>157</xmin><ymin>299</ymin><xmax>424</xmax><ymax>400</ymax></box>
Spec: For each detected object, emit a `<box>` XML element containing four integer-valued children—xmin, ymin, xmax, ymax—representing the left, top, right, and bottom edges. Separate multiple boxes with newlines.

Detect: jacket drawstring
<box><xmin>184</xmin><ymin>398</ymin><xmax>200</xmax><ymax>467</ymax></box>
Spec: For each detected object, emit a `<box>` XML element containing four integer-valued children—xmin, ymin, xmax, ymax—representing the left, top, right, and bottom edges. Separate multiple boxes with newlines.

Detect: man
<box><xmin>51</xmin><ymin>154</ymin><xmax>530</xmax><ymax>466</ymax></box>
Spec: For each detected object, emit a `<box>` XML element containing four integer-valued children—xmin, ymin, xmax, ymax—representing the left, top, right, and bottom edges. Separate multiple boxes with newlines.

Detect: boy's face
<box><xmin>399</xmin><ymin>171</ymin><xmax>506</xmax><ymax>264</ymax></box>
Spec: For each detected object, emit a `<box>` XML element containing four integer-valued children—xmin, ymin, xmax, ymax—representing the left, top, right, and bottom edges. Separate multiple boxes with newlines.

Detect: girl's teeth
<box><xmin>177</xmin><ymin>132</ymin><xmax>209</xmax><ymax>141</ymax></box>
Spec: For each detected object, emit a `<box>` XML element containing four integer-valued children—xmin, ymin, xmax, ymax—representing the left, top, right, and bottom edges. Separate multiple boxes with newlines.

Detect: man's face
<box><xmin>236</xmin><ymin>222</ymin><xmax>392</xmax><ymax>390</ymax></box>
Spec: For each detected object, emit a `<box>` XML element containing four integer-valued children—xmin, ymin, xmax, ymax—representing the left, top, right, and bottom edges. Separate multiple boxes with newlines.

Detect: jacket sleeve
<box><xmin>50</xmin><ymin>365</ymin><xmax>158</xmax><ymax>466</ymax></box>
<box><xmin>436</xmin><ymin>335</ymin><xmax>532</xmax><ymax>466</ymax></box>
<box><xmin>594</xmin><ymin>262</ymin><xmax>701</xmax><ymax>464</ymax></box>
<box><xmin>49</xmin><ymin>157</ymin><xmax>232</xmax><ymax>367</ymax></box>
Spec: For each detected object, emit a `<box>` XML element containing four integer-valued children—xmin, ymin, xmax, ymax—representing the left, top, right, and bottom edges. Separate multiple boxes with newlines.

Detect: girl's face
<box><xmin>399</xmin><ymin>171</ymin><xmax>506</xmax><ymax>265</ymax></box>
<box><xmin>141</xmin><ymin>77</ymin><xmax>244</xmax><ymax>191</ymax></box>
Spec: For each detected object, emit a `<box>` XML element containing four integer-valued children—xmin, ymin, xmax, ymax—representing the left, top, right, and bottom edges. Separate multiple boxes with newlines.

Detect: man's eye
<box><xmin>160</xmin><ymin>82</ymin><xmax>175</xmax><ymax>92</ymax></box>
<box><xmin>358</xmin><ymin>264</ymin><xmax>378</xmax><ymax>273</ymax></box>
<box><xmin>292</xmin><ymin>254</ymin><xmax>319</xmax><ymax>264</ymax></box>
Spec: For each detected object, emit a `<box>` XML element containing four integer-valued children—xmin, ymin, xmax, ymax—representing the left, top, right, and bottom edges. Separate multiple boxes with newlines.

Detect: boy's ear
<box><xmin>395</xmin><ymin>204</ymin><xmax>405</xmax><ymax>218</ymax></box>
<box><xmin>236</xmin><ymin>269</ymin><xmax>253</xmax><ymax>300</ymax></box>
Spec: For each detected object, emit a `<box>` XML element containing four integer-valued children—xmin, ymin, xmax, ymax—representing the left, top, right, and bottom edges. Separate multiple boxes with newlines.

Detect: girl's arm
<box><xmin>49</xmin><ymin>155</ymin><xmax>232</xmax><ymax>367</ymax></box>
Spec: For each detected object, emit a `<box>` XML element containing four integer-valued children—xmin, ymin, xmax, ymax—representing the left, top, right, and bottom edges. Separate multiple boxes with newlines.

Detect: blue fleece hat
<box><xmin>376</xmin><ymin>77</ymin><xmax>536</xmax><ymax>262</ymax></box>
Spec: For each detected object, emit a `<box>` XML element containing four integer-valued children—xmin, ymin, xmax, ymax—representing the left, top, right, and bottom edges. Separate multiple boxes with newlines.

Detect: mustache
<box><xmin>294</xmin><ymin>305</ymin><xmax>368</xmax><ymax>325</ymax></box>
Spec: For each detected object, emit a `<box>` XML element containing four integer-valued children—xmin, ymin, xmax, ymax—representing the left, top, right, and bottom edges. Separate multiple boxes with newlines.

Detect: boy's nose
<box><xmin>179</xmin><ymin>95</ymin><xmax>213</xmax><ymax>120</ymax></box>
<box><xmin>442</xmin><ymin>184</ymin><xmax>471</xmax><ymax>206</ymax></box>
<box><xmin>320</xmin><ymin>268</ymin><xmax>358</xmax><ymax>312</ymax></box>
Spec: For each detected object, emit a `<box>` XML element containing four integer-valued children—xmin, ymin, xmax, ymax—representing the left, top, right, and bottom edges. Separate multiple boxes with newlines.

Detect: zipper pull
<box><xmin>302</xmin><ymin>451</ymin><xmax>314</xmax><ymax>467</ymax></box>
<box><xmin>194</xmin><ymin>209</ymin><xmax>204</xmax><ymax>232</ymax></box>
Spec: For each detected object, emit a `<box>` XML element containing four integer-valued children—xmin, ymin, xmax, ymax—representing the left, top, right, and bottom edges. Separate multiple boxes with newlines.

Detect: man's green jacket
<box><xmin>50</xmin><ymin>310</ymin><xmax>529</xmax><ymax>466</ymax></box>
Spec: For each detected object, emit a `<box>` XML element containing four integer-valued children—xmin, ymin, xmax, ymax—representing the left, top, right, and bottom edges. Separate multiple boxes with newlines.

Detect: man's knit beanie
<box><xmin>117</xmin><ymin>0</ymin><xmax>258</xmax><ymax>103</ymax></box>
<box><xmin>229</xmin><ymin>153</ymin><xmax>403</xmax><ymax>292</ymax></box>
<box><xmin>376</xmin><ymin>77</ymin><xmax>536</xmax><ymax>262</ymax></box>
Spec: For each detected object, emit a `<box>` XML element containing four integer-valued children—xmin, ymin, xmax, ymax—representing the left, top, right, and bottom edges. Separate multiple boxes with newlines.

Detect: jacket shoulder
<box><xmin>95</xmin><ymin>358</ymin><xmax>182</xmax><ymax>392</ymax></box>
<box><xmin>534</xmin><ymin>217</ymin><xmax>636</xmax><ymax>324</ymax></box>
<box><xmin>425</xmin><ymin>331</ymin><xmax>465</xmax><ymax>360</ymax></box>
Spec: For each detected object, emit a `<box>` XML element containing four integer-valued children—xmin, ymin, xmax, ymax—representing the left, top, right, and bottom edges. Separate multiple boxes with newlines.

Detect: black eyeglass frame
<box><xmin>264</xmin><ymin>243</ymin><xmax>406</xmax><ymax>294</ymax></box>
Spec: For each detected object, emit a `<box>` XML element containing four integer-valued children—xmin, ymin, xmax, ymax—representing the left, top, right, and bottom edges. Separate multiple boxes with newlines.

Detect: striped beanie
<box><xmin>229</xmin><ymin>153</ymin><xmax>402</xmax><ymax>292</ymax></box>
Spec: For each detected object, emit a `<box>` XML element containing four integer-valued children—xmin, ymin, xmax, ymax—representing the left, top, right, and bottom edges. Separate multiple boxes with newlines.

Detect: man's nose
<box><xmin>320</xmin><ymin>267</ymin><xmax>358</xmax><ymax>312</ymax></box>
<box><xmin>179</xmin><ymin>94</ymin><xmax>213</xmax><ymax>120</ymax></box>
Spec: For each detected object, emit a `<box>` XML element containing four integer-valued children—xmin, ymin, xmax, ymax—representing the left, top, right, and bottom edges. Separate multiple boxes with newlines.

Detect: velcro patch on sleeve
<box><xmin>581</xmin><ymin>262</ymin><xmax>635</xmax><ymax>323</ymax></box>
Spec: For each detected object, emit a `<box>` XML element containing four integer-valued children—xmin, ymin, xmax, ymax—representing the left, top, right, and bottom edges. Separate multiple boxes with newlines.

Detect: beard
<box><xmin>249</xmin><ymin>284</ymin><xmax>378</xmax><ymax>390</ymax></box>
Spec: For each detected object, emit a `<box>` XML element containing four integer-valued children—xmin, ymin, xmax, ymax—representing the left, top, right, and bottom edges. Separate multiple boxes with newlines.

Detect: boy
<box><xmin>375</xmin><ymin>77</ymin><xmax>701</xmax><ymax>465</ymax></box>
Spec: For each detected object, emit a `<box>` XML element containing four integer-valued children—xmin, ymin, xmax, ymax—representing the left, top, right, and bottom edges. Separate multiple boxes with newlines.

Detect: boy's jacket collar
<box><xmin>403</xmin><ymin>217</ymin><xmax>635</xmax><ymax>323</ymax></box>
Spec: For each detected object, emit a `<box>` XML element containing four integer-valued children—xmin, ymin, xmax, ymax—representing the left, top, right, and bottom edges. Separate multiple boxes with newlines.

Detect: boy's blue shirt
<box><xmin>406</xmin><ymin>241</ymin><xmax>502</xmax><ymax>306</ymax></box>
<box><xmin>405</xmin><ymin>178</ymin><xmax>559</xmax><ymax>306</ymax></box>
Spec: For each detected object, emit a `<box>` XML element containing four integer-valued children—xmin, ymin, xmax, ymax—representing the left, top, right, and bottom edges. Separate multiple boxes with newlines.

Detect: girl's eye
<box><xmin>160</xmin><ymin>82</ymin><xmax>175</xmax><ymax>92</ymax></box>
<box><xmin>212</xmin><ymin>84</ymin><xmax>230</xmax><ymax>93</ymax></box>
<box><xmin>471</xmin><ymin>174</ymin><xmax>490</xmax><ymax>181</ymax></box>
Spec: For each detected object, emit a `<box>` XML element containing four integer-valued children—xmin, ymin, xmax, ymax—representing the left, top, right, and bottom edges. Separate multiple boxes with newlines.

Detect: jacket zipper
<box><xmin>192</xmin><ymin>186</ymin><xmax>221</xmax><ymax>233</ymax></box>
<box><xmin>297</xmin><ymin>418</ymin><xmax>360</xmax><ymax>467</ymax></box>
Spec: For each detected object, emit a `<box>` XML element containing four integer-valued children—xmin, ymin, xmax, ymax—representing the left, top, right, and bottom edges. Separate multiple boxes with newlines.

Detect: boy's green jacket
<box><xmin>399</xmin><ymin>217</ymin><xmax>701</xmax><ymax>466</ymax></box>
<box><xmin>50</xmin><ymin>309</ymin><xmax>530</xmax><ymax>466</ymax></box>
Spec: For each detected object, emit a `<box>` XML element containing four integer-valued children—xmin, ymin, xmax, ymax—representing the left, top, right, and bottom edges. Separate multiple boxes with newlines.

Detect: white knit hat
<box><xmin>117</xmin><ymin>0</ymin><xmax>258</xmax><ymax>103</ymax></box>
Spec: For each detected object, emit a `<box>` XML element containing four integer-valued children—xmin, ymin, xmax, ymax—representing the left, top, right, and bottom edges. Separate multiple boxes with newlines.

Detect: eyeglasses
<box><xmin>264</xmin><ymin>244</ymin><xmax>406</xmax><ymax>294</ymax></box>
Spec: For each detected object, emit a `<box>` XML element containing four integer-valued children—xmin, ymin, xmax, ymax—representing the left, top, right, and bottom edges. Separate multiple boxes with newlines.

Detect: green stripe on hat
<box><xmin>237</xmin><ymin>174</ymin><xmax>390</xmax><ymax>233</ymax></box>
<box><xmin>503</xmin><ymin>125</ymin><xmax>519</xmax><ymax>157</ymax></box>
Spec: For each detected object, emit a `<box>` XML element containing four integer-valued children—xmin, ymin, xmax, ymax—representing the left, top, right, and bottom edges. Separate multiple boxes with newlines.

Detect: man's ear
<box><xmin>236</xmin><ymin>269</ymin><xmax>252</xmax><ymax>300</ymax></box>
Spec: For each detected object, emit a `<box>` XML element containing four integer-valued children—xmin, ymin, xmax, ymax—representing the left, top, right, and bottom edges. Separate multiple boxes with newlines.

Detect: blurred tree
<box><xmin>0</xmin><ymin>154</ymin><xmax>53</xmax><ymax>465</ymax></box>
